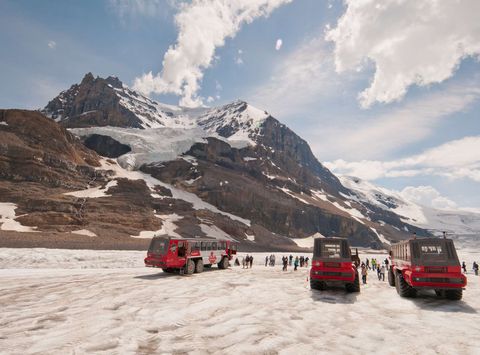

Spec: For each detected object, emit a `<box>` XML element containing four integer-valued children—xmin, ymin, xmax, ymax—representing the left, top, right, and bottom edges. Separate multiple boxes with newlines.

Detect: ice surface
<box><xmin>70</xmin><ymin>126</ymin><xmax>207</xmax><ymax>170</ymax></box>
<box><xmin>0</xmin><ymin>247</ymin><xmax>479</xmax><ymax>354</ymax></box>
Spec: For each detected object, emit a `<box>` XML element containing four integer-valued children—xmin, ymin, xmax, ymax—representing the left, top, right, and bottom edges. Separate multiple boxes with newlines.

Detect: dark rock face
<box><xmin>0</xmin><ymin>109</ymin><xmax>100</xmax><ymax>188</ymax></box>
<box><xmin>42</xmin><ymin>73</ymin><xmax>144</xmax><ymax>129</ymax></box>
<box><xmin>141</xmin><ymin>137</ymin><xmax>382</xmax><ymax>248</ymax></box>
<box><xmin>83</xmin><ymin>134</ymin><xmax>131</xmax><ymax>158</ymax></box>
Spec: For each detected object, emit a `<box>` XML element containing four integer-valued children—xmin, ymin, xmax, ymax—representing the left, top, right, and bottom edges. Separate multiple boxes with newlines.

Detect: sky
<box><xmin>1</xmin><ymin>0</ymin><xmax>480</xmax><ymax>211</ymax></box>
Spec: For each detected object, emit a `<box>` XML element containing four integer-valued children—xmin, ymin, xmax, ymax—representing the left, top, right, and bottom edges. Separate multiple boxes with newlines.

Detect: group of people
<box><xmin>360</xmin><ymin>258</ymin><xmax>389</xmax><ymax>284</ymax></box>
<box><xmin>237</xmin><ymin>254</ymin><xmax>253</xmax><ymax>268</ymax></box>
<box><xmin>235</xmin><ymin>254</ymin><xmax>480</xmax><ymax>279</ymax></box>
<box><xmin>462</xmin><ymin>261</ymin><xmax>479</xmax><ymax>275</ymax></box>
<box><xmin>271</xmin><ymin>255</ymin><xmax>310</xmax><ymax>271</ymax></box>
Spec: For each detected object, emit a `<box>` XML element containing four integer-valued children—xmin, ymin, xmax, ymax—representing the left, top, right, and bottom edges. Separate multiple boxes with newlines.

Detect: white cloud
<box><xmin>326</xmin><ymin>136</ymin><xmax>480</xmax><ymax>183</ymax></box>
<box><xmin>47</xmin><ymin>40</ymin><xmax>56</xmax><ymax>49</ymax></box>
<box><xmin>250</xmin><ymin>36</ymin><xmax>355</xmax><ymax>116</ymax></box>
<box><xmin>399</xmin><ymin>186</ymin><xmax>457</xmax><ymax>210</ymax></box>
<box><xmin>275</xmin><ymin>38</ymin><xmax>283</xmax><ymax>50</ymax></box>
<box><xmin>311</xmin><ymin>83</ymin><xmax>480</xmax><ymax>161</ymax></box>
<box><xmin>133</xmin><ymin>0</ymin><xmax>292</xmax><ymax>107</ymax></box>
<box><xmin>326</xmin><ymin>0</ymin><xmax>480</xmax><ymax>108</ymax></box>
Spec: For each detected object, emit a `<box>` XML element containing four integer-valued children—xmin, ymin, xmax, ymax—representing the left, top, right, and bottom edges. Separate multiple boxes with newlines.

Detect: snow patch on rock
<box><xmin>0</xmin><ymin>202</ymin><xmax>38</xmax><ymax>232</ymax></box>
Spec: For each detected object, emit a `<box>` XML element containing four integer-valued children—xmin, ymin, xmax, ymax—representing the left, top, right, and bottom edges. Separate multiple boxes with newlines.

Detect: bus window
<box><xmin>212</xmin><ymin>242</ymin><xmax>217</xmax><ymax>250</ymax></box>
<box><xmin>207</xmin><ymin>242</ymin><xmax>212</xmax><ymax>251</ymax></box>
<box><xmin>201</xmin><ymin>242</ymin><xmax>206</xmax><ymax>251</ymax></box>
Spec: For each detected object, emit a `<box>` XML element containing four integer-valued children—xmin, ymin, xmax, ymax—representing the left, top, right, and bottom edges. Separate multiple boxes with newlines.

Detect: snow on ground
<box><xmin>131</xmin><ymin>214</ymin><xmax>183</xmax><ymax>239</ymax></box>
<box><xmin>98</xmin><ymin>159</ymin><xmax>251</xmax><ymax>226</ymax></box>
<box><xmin>64</xmin><ymin>180</ymin><xmax>118</xmax><ymax>198</ymax></box>
<box><xmin>291</xmin><ymin>233</ymin><xmax>325</xmax><ymax>248</ymax></box>
<box><xmin>0</xmin><ymin>202</ymin><xmax>37</xmax><ymax>232</ymax></box>
<box><xmin>71</xmin><ymin>229</ymin><xmax>97</xmax><ymax>237</ymax></box>
<box><xmin>370</xmin><ymin>227</ymin><xmax>391</xmax><ymax>246</ymax></box>
<box><xmin>1</xmin><ymin>247</ymin><xmax>479</xmax><ymax>354</ymax></box>
<box><xmin>199</xmin><ymin>224</ymin><xmax>234</xmax><ymax>241</ymax></box>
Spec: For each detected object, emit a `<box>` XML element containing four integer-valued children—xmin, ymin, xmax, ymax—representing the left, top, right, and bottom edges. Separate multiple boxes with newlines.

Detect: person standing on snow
<box><xmin>289</xmin><ymin>255</ymin><xmax>293</xmax><ymax>266</ymax></box>
<box><xmin>294</xmin><ymin>256</ymin><xmax>299</xmax><ymax>271</ymax></box>
<box><xmin>366</xmin><ymin>258</ymin><xmax>370</xmax><ymax>270</ymax></box>
<box><xmin>245</xmin><ymin>255</ymin><xmax>250</xmax><ymax>269</ymax></box>
<box><xmin>361</xmin><ymin>264</ymin><xmax>368</xmax><ymax>284</ymax></box>
<box><xmin>305</xmin><ymin>257</ymin><xmax>309</xmax><ymax>267</ymax></box>
<box><xmin>283</xmin><ymin>257</ymin><xmax>288</xmax><ymax>271</ymax></box>
<box><xmin>473</xmin><ymin>261</ymin><xmax>478</xmax><ymax>276</ymax></box>
<box><xmin>249</xmin><ymin>255</ymin><xmax>253</xmax><ymax>268</ymax></box>
<box><xmin>242</xmin><ymin>256</ymin><xmax>246</xmax><ymax>269</ymax></box>
<box><xmin>380</xmin><ymin>265</ymin><xmax>386</xmax><ymax>281</ymax></box>
<box><xmin>462</xmin><ymin>261</ymin><xmax>467</xmax><ymax>273</ymax></box>
<box><xmin>265</xmin><ymin>255</ymin><xmax>268</xmax><ymax>267</ymax></box>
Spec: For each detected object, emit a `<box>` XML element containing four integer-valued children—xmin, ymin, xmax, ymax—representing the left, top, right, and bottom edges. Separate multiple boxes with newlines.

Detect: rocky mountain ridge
<box><xmin>0</xmin><ymin>74</ymin><xmax>432</xmax><ymax>250</ymax></box>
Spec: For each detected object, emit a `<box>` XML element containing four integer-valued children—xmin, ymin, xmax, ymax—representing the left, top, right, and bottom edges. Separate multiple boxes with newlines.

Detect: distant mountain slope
<box><xmin>340</xmin><ymin>176</ymin><xmax>480</xmax><ymax>240</ymax></box>
<box><xmin>0</xmin><ymin>74</ymin><xmax>434</xmax><ymax>250</ymax></box>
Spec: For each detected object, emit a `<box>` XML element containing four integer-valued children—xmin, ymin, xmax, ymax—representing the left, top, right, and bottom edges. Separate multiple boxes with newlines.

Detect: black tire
<box><xmin>445</xmin><ymin>289</ymin><xmax>463</xmax><ymax>300</ymax></box>
<box><xmin>184</xmin><ymin>259</ymin><xmax>195</xmax><ymax>275</ymax></box>
<box><xmin>218</xmin><ymin>257</ymin><xmax>229</xmax><ymax>270</ymax></box>
<box><xmin>395</xmin><ymin>272</ymin><xmax>416</xmax><ymax>298</ymax></box>
<box><xmin>311</xmin><ymin>280</ymin><xmax>327</xmax><ymax>291</ymax></box>
<box><xmin>346</xmin><ymin>271</ymin><xmax>361</xmax><ymax>293</ymax></box>
<box><xmin>195</xmin><ymin>259</ymin><xmax>204</xmax><ymax>273</ymax></box>
<box><xmin>388</xmin><ymin>267</ymin><xmax>395</xmax><ymax>287</ymax></box>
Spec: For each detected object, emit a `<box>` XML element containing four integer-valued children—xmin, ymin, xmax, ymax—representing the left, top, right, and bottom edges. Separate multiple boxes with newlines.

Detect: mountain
<box><xmin>340</xmin><ymin>176</ymin><xmax>480</xmax><ymax>248</ymax></box>
<box><xmin>1</xmin><ymin>73</ymin><xmax>430</xmax><ymax>250</ymax></box>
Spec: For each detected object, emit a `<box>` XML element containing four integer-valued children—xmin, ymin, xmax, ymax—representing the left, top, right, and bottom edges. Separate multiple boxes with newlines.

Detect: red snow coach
<box><xmin>388</xmin><ymin>235</ymin><xmax>466</xmax><ymax>300</ymax></box>
<box><xmin>310</xmin><ymin>237</ymin><xmax>360</xmax><ymax>293</ymax></box>
<box><xmin>144</xmin><ymin>236</ymin><xmax>237</xmax><ymax>275</ymax></box>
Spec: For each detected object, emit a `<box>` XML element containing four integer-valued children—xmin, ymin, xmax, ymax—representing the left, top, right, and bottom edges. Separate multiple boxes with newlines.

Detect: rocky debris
<box><xmin>82</xmin><ymin>134</ymin><xmax>131</xmax><ymax>158</ymax></box>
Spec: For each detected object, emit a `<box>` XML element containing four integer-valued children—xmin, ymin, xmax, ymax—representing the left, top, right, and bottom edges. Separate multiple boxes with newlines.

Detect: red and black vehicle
<box><xmin>310</xmin><ymin>237</ymin><xmax>360</xmax><ymax>293</ymax></box>
<box><xmin>145</xmin><ymin>236</ymin><xmax>237</xmax><ymax>275</ymax></box>
<box><xmin>388</xmin><ymin>236</ymin><xmax>466</xmax><ymax>300</ymax></box>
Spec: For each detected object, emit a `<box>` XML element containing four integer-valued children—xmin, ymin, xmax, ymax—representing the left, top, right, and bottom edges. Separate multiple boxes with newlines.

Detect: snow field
<box><xmin>0</xmin><ymin>248</ymin><xmax>479</xmax><ymax>354</ymax></box>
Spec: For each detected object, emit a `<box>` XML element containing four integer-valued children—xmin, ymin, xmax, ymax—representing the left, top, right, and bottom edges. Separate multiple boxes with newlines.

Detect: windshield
<box><xmin>414</xmin><ymin>241</ymin><xmax>455</xmax><ymax>261</ymax></box>
<box><xmin>314</xmin><ymin>240</ymin><xmax>350</xmax><ymax>259</ymax></box>
<box><xmin>148</xmin><ymin>238</ymin><xmax>169</xmax><ymax>255</ymax></box>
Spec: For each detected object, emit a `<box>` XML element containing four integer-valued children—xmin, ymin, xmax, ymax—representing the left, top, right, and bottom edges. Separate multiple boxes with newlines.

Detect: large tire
<box><xmin>388</xmin><ymin>267</ymin><xmax>395</xmax><ymax>287</ymax></box>
<box><xmin>218</xmin><ymin>257</ymin><xmax>229</xmax><ymax>270</ymax></box>
<box><xmin>311</xmin><ymin>280</ymin><xmax>327</xmax><ymax>291</ymax></box>
<box><xmin>184</xmin><ymin>259</ymin><xmax>195</xmax><ymax>275</ymax></box>
<box><xmin>195</xmin><ymin>259</ymin><xmax>204</xmax><ymax>273</ymax></box>
<box><xmin>445</xmin><ymin>289</ymin><xmax>463</xmax><ymax>300</ymax></box>
<box><xmin>395</xmin><ymin>272</ymin><xmax>416</xmax><ymax>298</ymax></box>
<box><xmin>346</xmin><ymin>271</ymin><xmax>361</xmax><ymax>293</ymax></box>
